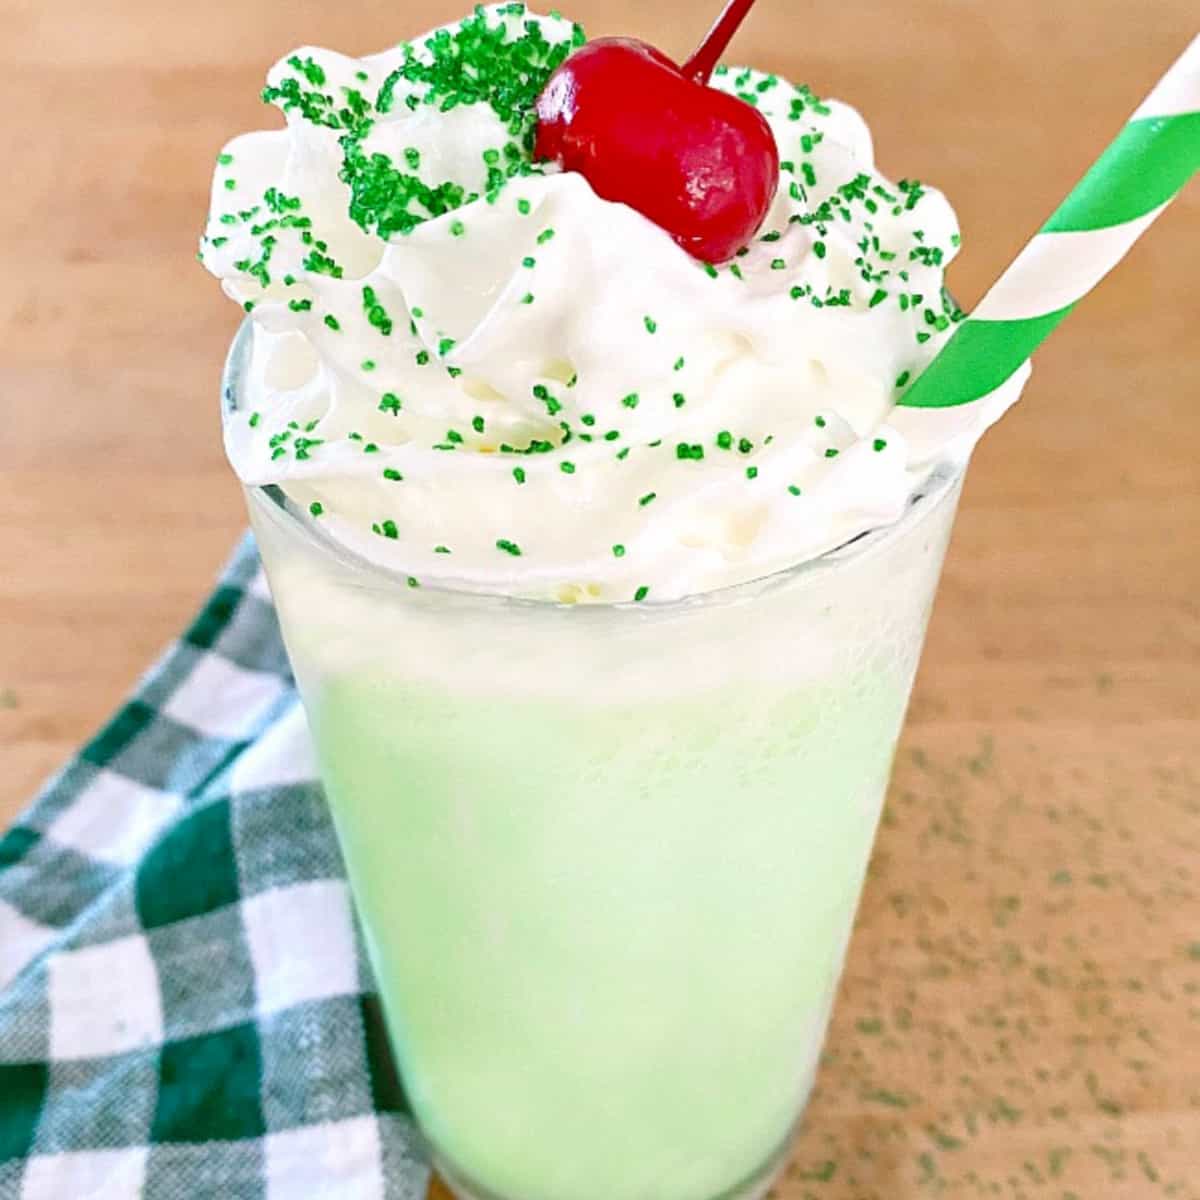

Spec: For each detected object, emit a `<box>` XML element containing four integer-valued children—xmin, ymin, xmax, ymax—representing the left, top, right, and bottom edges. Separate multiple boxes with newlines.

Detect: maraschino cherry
<box><xmin>534</xmin><ymin>0</ymin><xmax>779</xmax><ymax>264</ymax></box>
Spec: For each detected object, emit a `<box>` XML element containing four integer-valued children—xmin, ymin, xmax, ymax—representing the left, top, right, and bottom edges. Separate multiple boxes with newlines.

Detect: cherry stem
<box><xmin>681</xmin><ymin>0</ymin><xmax>761</xmax><ymax>83</ymax></box>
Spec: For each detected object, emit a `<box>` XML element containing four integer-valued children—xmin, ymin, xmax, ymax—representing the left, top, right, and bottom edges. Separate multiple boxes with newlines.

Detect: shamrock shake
<box><xmin>202</xmin><ymin>7</ymin><xmax>1028</xmax><ymax>1198</ymax></box>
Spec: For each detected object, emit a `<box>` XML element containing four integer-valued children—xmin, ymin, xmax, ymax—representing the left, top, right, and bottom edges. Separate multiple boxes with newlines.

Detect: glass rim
<box><xmin>224</xmin><ymin>319</ymin><xmax>967</xmax><ymax>614</ymax></box>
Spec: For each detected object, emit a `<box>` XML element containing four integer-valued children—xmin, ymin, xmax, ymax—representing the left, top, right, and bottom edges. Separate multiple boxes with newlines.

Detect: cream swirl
<box><xmin>201</xmin><ymin>4</ymin><xmax>1027</xmax><ymax>603</ymax></box>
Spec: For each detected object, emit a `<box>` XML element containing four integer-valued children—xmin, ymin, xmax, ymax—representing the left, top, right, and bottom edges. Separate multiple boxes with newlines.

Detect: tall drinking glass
<box><xmin>227</xmin><ymin>324</ymin><xmax>964</xmax><ymax>1200</ymax></box>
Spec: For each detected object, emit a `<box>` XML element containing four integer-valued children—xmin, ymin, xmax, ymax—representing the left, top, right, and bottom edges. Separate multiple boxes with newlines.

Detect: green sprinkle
<box><xmin>248</xmin><ymin>412</ymin><xmax>261</xmax><ymax>428</ymax></box>
<box><xmin>324</xmin><ymin>315</ymin><xmax>341</xmax><ymax>332</ymax></box>
<box><xmin>308</xmin><ymin>501</ymin><xmax>324</xmax><ymax>517</ymax></box>
<box><xmin>537</xmin><ymin>227</ymin><xmax>555</xmax><ymax>244</ymax></box>
<box><xmin>737</xmin><ymin>437</ymin><xmax>753</xmax><ymax>454</ymax></box>
<box><xmin>815</xmin><ymin>415</ymin><xmax>827</xmax><ymax>428</ymax></box>
<box><xmin>675</xmin><ymin>442</ymin><xmax>704</xmax><ymax>461</ymax></box>
<box><xmin>643</xmin><ymin>316</ymin><xmax>657</xmax><ymax>334</ymax></box>
<box><xmin>603</xmin><ymin>430</ymin><xmax>620</xmax><ymax>442</ymax></box>
<box><xmin>521</xmin><ymin>255</ymin><xmax>536</xmax><ymax>268</ymax></box>
<box><xmin>621</xmin><ymin>393</ymin><xmax>640</xmax><ymax>409</ymax></box>
<box><xmin>895</xmin><ymin>370</ymin><xmax>912</xmax><ymax>388</ymax></box>
<box><xmin>512</xmin><ymin>467</ymin><xmax>526</xmax><ymax>484</ymax></box>
<box><xmin>434</xmin><ymin>545</ymin><xmax>452</xmax><ymax>554</ymax></box>
<box><xmin>703</xmin><ymin>262</ymin><xmax>719</xmax><ymax>279</ymax></box>
<box><xmin>673</xmin><ymin>356</ymin><xmax>685</xmax><ymax>371</ymax></box>
<box><xmin>770</xmin><ymin>258</ymin><xmax>786</xmax><ymax>270</ymax></box>
<box><xmin>533</xmin><ymin>384</ymin><xmax>561</xmax><ymax>415</ymax></box>
<box><xmin>517</xmin><ymin>198</ymin><xmax>531</xmax><ymax>215</ymax></box>
<box><xmin>716</xmin><ymin>431</ymin><xmax>733</xmax><ymax>450</ymax></box>
<box><xmin>612</xmin><ymin>544</ymin><xmax>626</xmax><ymax>558</ymax></box>
<box><xmin>521</xmin><ymin>293</ymin><xmax>535</xmax><ymax>305</ymax></box>
<box><xmin>869</xmin><ymin>288</ymin><xmax>889</xmax><ymax>308</ymax></box>
<box><xmin>633</xmin><ymin>586</ymin><xmax>649</xmax><ymax>603</ymax></box>
<box><xmin>746</xmin><ymin>466</ymin><xmax>758</xmax><ymax>479</ymax></box>
<box><xmin>438</xmin><ymin>337</ymin><xmax>456</xmax><ymax>356</ymax></box>
<box><xmin>496</xmin><ymin>538</ymin><xmax>522</xmax><ymax>557</ymax></box>
<box><xmin>407</xmin><ymin>576</ymin><xmax>420</xmax><ymax>589</ymax></box>
<box><xmin>788</xmin><ymin>484</ymin><xmax>802</xmax><ymax>496</ymax></box>
<box><xmin>616</xmin><ymin>447</ymin><xmax>631</xmax><ymax>461</ymax></box>
<box><xmin>224</xmin><ymin>179</ymin><xmax>237</xmax><ymax>191</ymax></box>
<box><xmin>363</xmin><ymin>442</ymin><xmax>379</xmax><ymax>453</ymax></box>
<box><xmin>450</xmin><ymin>218</ymin><xmax>466</xmax><ymax>237</ymax></box>
<box><xmin>638</xmin><ymin>492</ymin><xmax>656</xmax><ymax>507</ymax></box>
<box><xmin>361</xmin><ymin>360</ymin><xmax>376</xmax><ymax>372</ymax></box>
<box><xmin>873</xmin><ymin>438</ymin><xmax>888</xmax><ymax>451</ymax></box>
<box><xmin>672</xmin><ymin>393</ymin><xmax>686</xmax><ymax>409</ymax></box>
<box><xmin>288</xmin><ymin>299</ymin><xmax>313</xmax><ymax>313</ymax></box>
<box><xmin>217</xmin><ymin>152</ymin><xmax>234</xmax><ymax>166</ymax></box>
<box><xmin>377</xmin><ymin>519</ymin><xmax>399</xmax><ymax>539</ymax></box>
<box><xmin>560</xmin><ymin>461</ymin><xmax>576</xmax><ymax>474</ymax></box>
<box><xmin>287</xmin><ymin>54</ymin><xmax>327</xmax><ymax>86</ymax></box>
<box><xmin>813</xmin><ymin>241</ymin><xmax>827</xmax><ymax>259</ymax></box>
<box><xmin>303</xmin><ymin>245</ymin><xmax>344</xmax><ymax>279</ymax></box>
<box><xmin>383</xmin><ymin>468</ymin><xmax>403</xmax><ymax>481</ymax></box>
<box><xmin>825</xmin><ymin>447</ymin><xmax>840</xmax><ymax>458</ymax></box>
<box><xmin>379</xmin><ymin>393</ymin><xmax>402</xmax><ymax>415</ymax></box>
<box><xmin>471</xmin><ymin>415</ymin><xmax>485</xmax><ymax>434</ymax></box>
<box><xmin>415</xmin><ymin>350</ymin><xmax>430</xmax><ymax>366</ymax></box>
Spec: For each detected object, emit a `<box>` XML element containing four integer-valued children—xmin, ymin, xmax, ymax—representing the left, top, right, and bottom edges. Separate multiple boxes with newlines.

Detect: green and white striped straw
<box><xmin>900</xmin><ymin>35</ymin><xmax>1200</xmax><ymax>410</ymax></box>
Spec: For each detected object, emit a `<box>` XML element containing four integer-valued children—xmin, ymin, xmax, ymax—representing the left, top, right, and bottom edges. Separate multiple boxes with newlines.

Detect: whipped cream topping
<box><xmin>202</xmin><ymin>4</ymin><xmax>1028</xmax><ymax>603</ymax></box>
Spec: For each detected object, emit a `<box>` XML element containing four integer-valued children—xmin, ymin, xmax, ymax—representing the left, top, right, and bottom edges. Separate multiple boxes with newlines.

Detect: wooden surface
<box><xmin>2</xmin><ymin>1</ymin><xmax>1198</xmax><ymax>1195</ymax></box>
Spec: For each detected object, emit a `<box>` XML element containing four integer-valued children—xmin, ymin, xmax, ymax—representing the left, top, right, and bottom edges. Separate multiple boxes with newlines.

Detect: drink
<box><xmin>202</xmin><ymin>7</ymin><xmax>1026</xmax><ymax>1197</ymax></box>
<box><xmin>240</xmin><ymin>426</ymin><xmax>959</xmax><ymax>1200</ymax></box>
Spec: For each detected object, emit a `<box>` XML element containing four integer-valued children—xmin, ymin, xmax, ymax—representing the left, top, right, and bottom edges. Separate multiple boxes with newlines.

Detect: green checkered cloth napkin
<box><xmin>0</xmin><ymin>536</ymin><xmax>430</xmax><ymax>1200</ymax></box>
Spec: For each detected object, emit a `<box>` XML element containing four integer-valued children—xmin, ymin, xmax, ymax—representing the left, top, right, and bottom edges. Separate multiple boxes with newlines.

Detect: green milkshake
<box><xmin>203</xmin><ymin>6</ymin><xmax>1026</xmax><ymax>1197</ymax></box>
<box><xmin>242</xmin><ymin>449</ymin><xmax>960</xmax><ymax>1200</ymax></box>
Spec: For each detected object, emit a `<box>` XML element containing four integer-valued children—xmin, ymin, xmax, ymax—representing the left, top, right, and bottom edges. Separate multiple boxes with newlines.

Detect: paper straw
<box><xmin>899</xmin><ymin>35</ymin><xmax>1200</xmax><ymax>410</ymax></box>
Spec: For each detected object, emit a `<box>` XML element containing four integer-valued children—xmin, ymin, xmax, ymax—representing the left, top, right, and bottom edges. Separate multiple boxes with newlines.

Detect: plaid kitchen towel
<box><xmin>0</xmin><ymin>535</ymin><xmax>430</xmax><ymax>1200</ymax></box>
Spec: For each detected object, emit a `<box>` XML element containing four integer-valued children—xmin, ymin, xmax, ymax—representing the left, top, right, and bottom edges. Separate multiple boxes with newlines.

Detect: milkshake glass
<box><xmin>226</xmin><ymin>326</ymin><xmax>965</xmax><ymax>1200</ymax></box>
